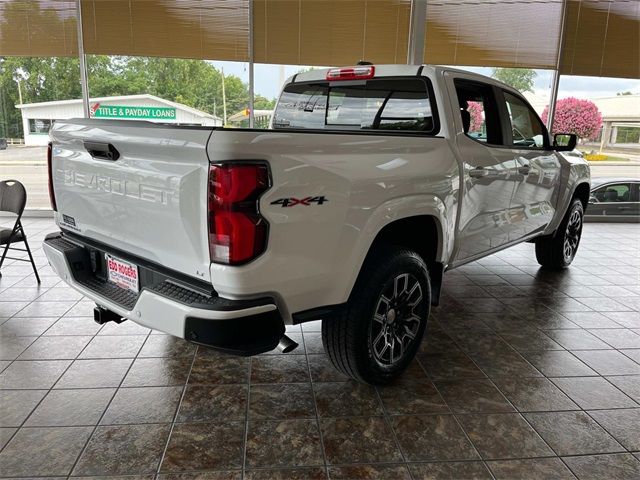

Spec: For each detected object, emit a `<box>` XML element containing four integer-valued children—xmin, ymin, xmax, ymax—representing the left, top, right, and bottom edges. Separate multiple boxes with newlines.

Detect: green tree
<box><xmin>491</xmin><ymin>67</ymin><xmax>536</xmax><ymax>93</ymax></box>
<box><xmin>254</xmin><ymin>95</ymin><xmax>276</xmax><ymax>110</ymax></box>
<box><xmin>1</xmin><ymin>56</ymin><xmax>83</xmax><ymax>138</ymax></box>
<box><xmin>0</xmin><ymin>0</ymin><xmax>83</xmax><ymax>137</ymax></box>
<box><xmin>0</xmin><ymin>55</ymin><xmax>253</xmax><ymax>137</ymax></box>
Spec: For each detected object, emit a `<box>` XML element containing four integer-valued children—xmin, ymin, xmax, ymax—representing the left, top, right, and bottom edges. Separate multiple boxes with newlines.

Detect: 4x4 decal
<box><xmin>270</xmin><ymin>196</ymin><xmax>328</xmax><ymax>207</ymax></box>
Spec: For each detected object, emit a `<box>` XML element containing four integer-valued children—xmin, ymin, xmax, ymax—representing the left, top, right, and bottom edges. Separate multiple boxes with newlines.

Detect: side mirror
<box><xmin>553</xmin><ymin>133</ymin><xmax>577</xmax><ymax>152</ymax></box>
<box><xmin>589</xmin><ymin>195</ymin><xmax>598</xmax><ymax>204</ymax></box>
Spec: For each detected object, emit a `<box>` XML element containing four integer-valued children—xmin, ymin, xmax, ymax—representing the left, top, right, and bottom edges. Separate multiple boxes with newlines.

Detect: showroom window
<box><xmin>28</xmin><ymin>119</ymin><xmax>53</xmax><ymax>135</ymax></box>
<box><xmin>273</xmin><ymin>78</ymin><xmax>436</xmax><ymax>133</ymax></box>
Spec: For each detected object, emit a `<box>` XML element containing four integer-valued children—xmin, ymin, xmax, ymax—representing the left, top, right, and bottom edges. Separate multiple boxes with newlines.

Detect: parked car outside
<box><xmin>586</xmin><ymin>178</ymin><xmax>640</xmax><ymax>222</ymax></box>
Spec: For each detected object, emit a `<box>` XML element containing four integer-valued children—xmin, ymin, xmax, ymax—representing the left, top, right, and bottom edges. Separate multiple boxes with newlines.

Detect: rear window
<box><xmin>273</xmin><ymin>78</ymin><xmax>437</xmax><ymax>134</ymax></box>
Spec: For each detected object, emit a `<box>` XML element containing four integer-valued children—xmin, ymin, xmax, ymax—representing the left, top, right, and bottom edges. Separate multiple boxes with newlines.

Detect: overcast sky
<box><xmin>212</xmin><ymin>60</ymin><xmax>640</xmax><ymax>102</ymax></box>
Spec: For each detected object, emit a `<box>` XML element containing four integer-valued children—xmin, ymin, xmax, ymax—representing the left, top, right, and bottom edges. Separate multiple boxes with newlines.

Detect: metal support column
<box><xmin>407</xmin><ymin>0</ymin><xmax>427</xmax><ymax>65</ymax></box>
<box><xmin>547</xmin><ymin>69</ymin><xmax>561</xmax><ymax>131</ymax></box>
<box><xmin>547</xmin><ymin>0</ymin><xmax>568</xmax><ymax>131</ymax></box>
<box><xmin>248</xmin><ymin>0</ymin><xmax>255</xmax><ymax>128</ymax></box>
<box><xmin>76</xmin><ymin>0</ymin><xmax>90</xmax><ymax>118</ymax></box>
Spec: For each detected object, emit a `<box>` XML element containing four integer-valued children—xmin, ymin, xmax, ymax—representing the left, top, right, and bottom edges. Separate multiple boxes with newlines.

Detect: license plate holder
<box><xmin>105</xmin><ymin>254</ymin><xmax>139</xmax><ymax>294</ymax></box>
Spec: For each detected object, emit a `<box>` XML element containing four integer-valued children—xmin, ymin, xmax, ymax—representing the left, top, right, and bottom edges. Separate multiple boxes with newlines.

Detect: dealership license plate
<box><xmin>105</xmin><ymin>254</ymin><xmax>139</xmax><ymax>293</ymax></box>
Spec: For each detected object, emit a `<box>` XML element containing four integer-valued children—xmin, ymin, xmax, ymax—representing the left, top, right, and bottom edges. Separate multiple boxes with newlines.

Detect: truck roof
<box><xmin>290</xmin><ymin>64</ymin><xmax>519</xmax><ymax>95</ymax></box>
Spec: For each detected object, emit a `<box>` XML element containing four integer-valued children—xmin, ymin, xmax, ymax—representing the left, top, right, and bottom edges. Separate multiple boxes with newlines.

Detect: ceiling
<box><xmin>1</xmin><ymin>0</ymin><xmax>638</xmax><ymax>79</ymax></box>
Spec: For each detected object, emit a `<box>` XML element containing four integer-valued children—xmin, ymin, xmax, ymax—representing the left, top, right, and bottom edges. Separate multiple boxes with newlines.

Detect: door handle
<box><xmin>84</xmin><ymin>141</ymin><xmax>120</xmax><ymax>161</ymax></box>
<box><xmin>518</xmin><ymin>165</ymin><xmax>531</xmax><ymax>175</ymax></box>
<box><xmin>469</xmin><ymin>167</ymin><xmax>488</xmax><ymax>178</ymax></box>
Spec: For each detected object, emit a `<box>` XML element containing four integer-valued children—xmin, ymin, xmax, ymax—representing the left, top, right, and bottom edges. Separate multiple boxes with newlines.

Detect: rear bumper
<box><xmin>43</xmin><ymin>232</ymin><xmax>284</xmax><ymax>355</ymax></box>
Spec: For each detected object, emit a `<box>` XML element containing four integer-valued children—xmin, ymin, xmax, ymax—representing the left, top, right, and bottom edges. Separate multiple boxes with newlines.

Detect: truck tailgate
<box><xmin>50</xmin><ymin>119</ymin><xmax>213</xmax><ymax>283</ymax></box>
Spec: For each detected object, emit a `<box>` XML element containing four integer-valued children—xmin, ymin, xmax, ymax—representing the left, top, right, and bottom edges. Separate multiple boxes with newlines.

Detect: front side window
<box><xmin>273</xmin><ymin>78</ymin><xmax>436</xmax><ymax>134</ymax></box>
<box><xmin>503</xmin><ymin>92</ymin><xmax>546</xmax><ymax>148</ymax></box>
<box><xmin>592</xmin><ymin>183</ymin><xmax>631</xmax><ymax>203</ymax></box>
<box><xmin>28</xmin><ymin>119</ymin><xmax>52</xmax><ymax>135</ymax></box>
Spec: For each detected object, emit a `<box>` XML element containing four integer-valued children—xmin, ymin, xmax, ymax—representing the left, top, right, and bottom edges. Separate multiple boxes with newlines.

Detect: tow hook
<box><xmin>93</xmin><ymin>306</ymin><xmax>126</xmax><ymax>325</ymax></box>
<box><xmin>277</xmin><ymin>335</ymin><xmax>299</xmax><ymax>353</ymax></box>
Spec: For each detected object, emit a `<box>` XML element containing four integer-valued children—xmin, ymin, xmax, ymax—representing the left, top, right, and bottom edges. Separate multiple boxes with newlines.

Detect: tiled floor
<box><xmin>1</xmin><ymin>217</ymin><xmax>639</xmax><ymax>479</ymax></box>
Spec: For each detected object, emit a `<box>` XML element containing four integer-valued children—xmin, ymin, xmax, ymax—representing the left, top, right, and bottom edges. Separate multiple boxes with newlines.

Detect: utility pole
<box><xmin>17</xmin><ymin>79</ymin><xmax>23</xmax><ymax>105</ymax></box>
<box><xmin>221</xmin><ymin>67</ymin><xmax>227</xmax><ymax>126</ymax></box>
<box><xmin>248</xmin><ymin>0</ymin><xmax>255</xmax><ymax>128</ymax></box>
<box><xmin>76</xmin><ymin>0</ymin><xmax>90</xmax><ymax>117</ymax></box>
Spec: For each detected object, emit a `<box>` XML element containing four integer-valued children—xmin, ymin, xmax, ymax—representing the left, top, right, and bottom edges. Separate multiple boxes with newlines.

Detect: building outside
<box><xmin>228</xmin><ymin>109</ymin><xmax>274</xmax><ymax>129</ymax></box>
<box><xmin>524</xmin><ymin>92</ymin><xmax>640</xmax><ymax>150</ymax></box>
<box><xmin>592</xmin><ymin>95</ymin><xmax>640</xmax><ymax>149</ymax></box>
<box><xmin>16</xmin><ymin>94</ymin><xmax>222</xmax><ymax>146</ymax></box>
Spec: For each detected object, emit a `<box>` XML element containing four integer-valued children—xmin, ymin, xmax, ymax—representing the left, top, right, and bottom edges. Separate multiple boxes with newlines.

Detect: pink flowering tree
<box><xmin>468</xmin><ymin>101</ymin><xmax>484</xmax><ymax>132</ymax></box>
<box><xmin>542</xmin><ymin>98</ymin><xmax>602</xmax><ymax>141</ymax></box>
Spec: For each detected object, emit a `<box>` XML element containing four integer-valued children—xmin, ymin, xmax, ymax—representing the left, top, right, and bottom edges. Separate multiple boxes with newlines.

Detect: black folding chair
<box><xmin>0</xmin><ymin>180</ymin><xmax>40</xmax><ymax>283</ymax></box>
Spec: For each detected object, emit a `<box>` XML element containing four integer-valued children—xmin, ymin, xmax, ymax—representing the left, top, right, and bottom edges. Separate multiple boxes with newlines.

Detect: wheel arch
<box><xmin>357</xmin><ymin>215</ymin><xmax>445</xmax><ymax>306</ymax></box>
<box><xmin>573</xmin><ymin>181</ymin><xmax>591</xmax><ymax>210</ymax></box>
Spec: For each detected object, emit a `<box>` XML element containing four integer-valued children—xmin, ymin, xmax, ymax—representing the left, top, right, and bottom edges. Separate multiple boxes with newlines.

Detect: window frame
<box><xmin>453</xmin><ymin>78</ymin><xmax>504</xmax><ymax>147</ymax></box>
<box><xmin>592</xmin><ymin>182</ymin><xmax>635</xmax><ymax>204</ymax></box>
<box><xmin>272</xmin><ymin>76</ymin><xmax>440</xmax><ymax>137</ymax></box>
<box><xmin>28</xmin><ymin>118</ymin><xmax>53</xmax><ymax>135</ymax></box>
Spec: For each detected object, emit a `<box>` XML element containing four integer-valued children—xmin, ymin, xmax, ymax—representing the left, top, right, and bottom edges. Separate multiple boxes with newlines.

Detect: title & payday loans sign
<box><xmin>91</xmin><ymin>103</ymin><xmax>176</xmax><ymax>120</ymax></box>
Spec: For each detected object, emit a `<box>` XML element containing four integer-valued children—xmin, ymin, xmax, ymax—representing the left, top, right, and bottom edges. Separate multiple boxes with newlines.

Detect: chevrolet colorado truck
<box><xmin>43</xmin><ymin>65</ymin><xmax>590</xmax><ymax>384</ymax></box>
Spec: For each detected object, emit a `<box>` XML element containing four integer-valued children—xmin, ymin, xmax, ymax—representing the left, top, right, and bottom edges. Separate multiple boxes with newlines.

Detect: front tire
<box><xmin>535</xmin><ymin>199</ymin><xmax>584</xmax><ymax>269</ymax></box>
<box><xmin>322</xmin><ymin>246</ymin><xmax>431</xmax><ymax>385</ymax></box>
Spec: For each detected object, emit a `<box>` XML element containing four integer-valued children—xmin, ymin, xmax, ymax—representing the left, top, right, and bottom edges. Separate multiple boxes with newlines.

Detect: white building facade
<box><xmin>592</xmin><ymin>95</ymin><xmax>640</xmax><ymax>149</ymax></box>
<box><xmin>17</xmin><ymin>94</ymin><xmax>222</xmax><ymax>146</ymax></box>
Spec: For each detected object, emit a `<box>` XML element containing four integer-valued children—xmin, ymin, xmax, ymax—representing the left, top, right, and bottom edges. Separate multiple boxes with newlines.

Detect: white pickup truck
<box><xmin>44</xmin><ymin>64</ymin><xmax>589</xmax><ymax>384</ymax></box>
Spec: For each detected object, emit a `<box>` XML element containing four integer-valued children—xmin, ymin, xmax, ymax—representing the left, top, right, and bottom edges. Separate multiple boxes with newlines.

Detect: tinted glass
<box><xmin>454</xmin><ymin>80</ymin><xmax>501</xmax><ymax>145</ymax></box>
<box><xmin>273</xmin><ymin>78</ymin><xmax>435</xmax><ymax>133</ymax></box>
<box><xmin>593</xmin><ymin>183</ymin><xmax>631</xmax><ymax>202</ymax></box>
<box><xmin>503</xmin><ymin>92</ymin><xmax>546</xmax><ymax>148</ymax></box>
<box><xmin>272</xmin><ymin>84</ymin><xmax>328</xmax><ymax>129</ymax></box>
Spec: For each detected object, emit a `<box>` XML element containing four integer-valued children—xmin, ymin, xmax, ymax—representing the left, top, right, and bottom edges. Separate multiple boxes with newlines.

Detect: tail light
<box><xmin>326</xmin><ymin>65</ymin><xmax>375</xmax><ymax>81</ymax></box>
<box><xmin>208</xmin><ymin>163</ymin><xmax>270</xmax><ymax>265</ymax></box>
<box><xmin>47</xmin><ymin>142</ymin><xmax>57</xmax><ymax>211</ymax></box>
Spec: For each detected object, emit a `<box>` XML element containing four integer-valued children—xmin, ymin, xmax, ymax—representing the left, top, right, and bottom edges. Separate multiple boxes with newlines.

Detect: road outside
<box><xmin>1</xmin><ymin>145</ymin><xmax>639</xmax><ymax>210</ymax></box>
<box><xmin>0</xmin><ymin>146</ymin><xmax>49</xmax><ymax>210</ymax></box>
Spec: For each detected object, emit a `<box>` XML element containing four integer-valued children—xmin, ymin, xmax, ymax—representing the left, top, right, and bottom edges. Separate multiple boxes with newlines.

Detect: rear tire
<box><xmin>322</xmin><ymin>246</ymin><xmax>430</xmax><ymax>385</ymax></box>
<box><xmin>535</xmin><ymin>199</ymin><xmax>584</xmax><ymax>269</ymax></box>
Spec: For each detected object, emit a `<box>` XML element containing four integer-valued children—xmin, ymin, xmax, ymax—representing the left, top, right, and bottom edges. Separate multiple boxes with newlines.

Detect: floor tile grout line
<box><xmin>429</xmin><ymin>317</ymin><xmax>565</xmax><ymax>471</ymax></box>
<box><xmin>373</xmin><ymin>383</ymin><xmax>416</xmax><ymax>480</ymax></box>
<box><xmin>153</xmin><ymin>344</ymin><xmax>198</xmax><ymax>477</ymax></box>
<box><xmin>0</xmin><ymin>296</ymin><xmax>86</xmax><ymax>456</ymax></box>
<box><xmin>301</xmin><ymin>330</ymin><xmax>330</xmax><ymax>479</ymax></box>
<box><xmin>62</xmin><ymin>328</ymin><xmax>151</xmax><ymax>477</ymax></box>
<box><xmin>241</xmin><ymin>355</ymin><xmax>252</xmax><ymax>479</ymax></box>
<box><xmin>582</xmin><ymin>409</ymin><xmax>635</xmax><ymax>455</ymax></box>
<box><xmin>0</xmin><ymin>450</ymin><xmax>638</xmax><ymax>479</ymax></box>
<box><xmin>427</xmin><ymin>376</ymin><xmax>497</xmax><ymax>479</ymax></box>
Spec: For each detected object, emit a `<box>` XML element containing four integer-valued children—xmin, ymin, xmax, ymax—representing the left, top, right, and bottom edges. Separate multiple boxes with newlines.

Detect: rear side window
<box><xmin>454</xmin><ymin>79</ymin><xmax>502</xmax><ymax>145</ymax></box>
<box><xmin>273</xmin><ymin>78</ymin><xmax>437</xmax><ymax>134</ymax></box>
